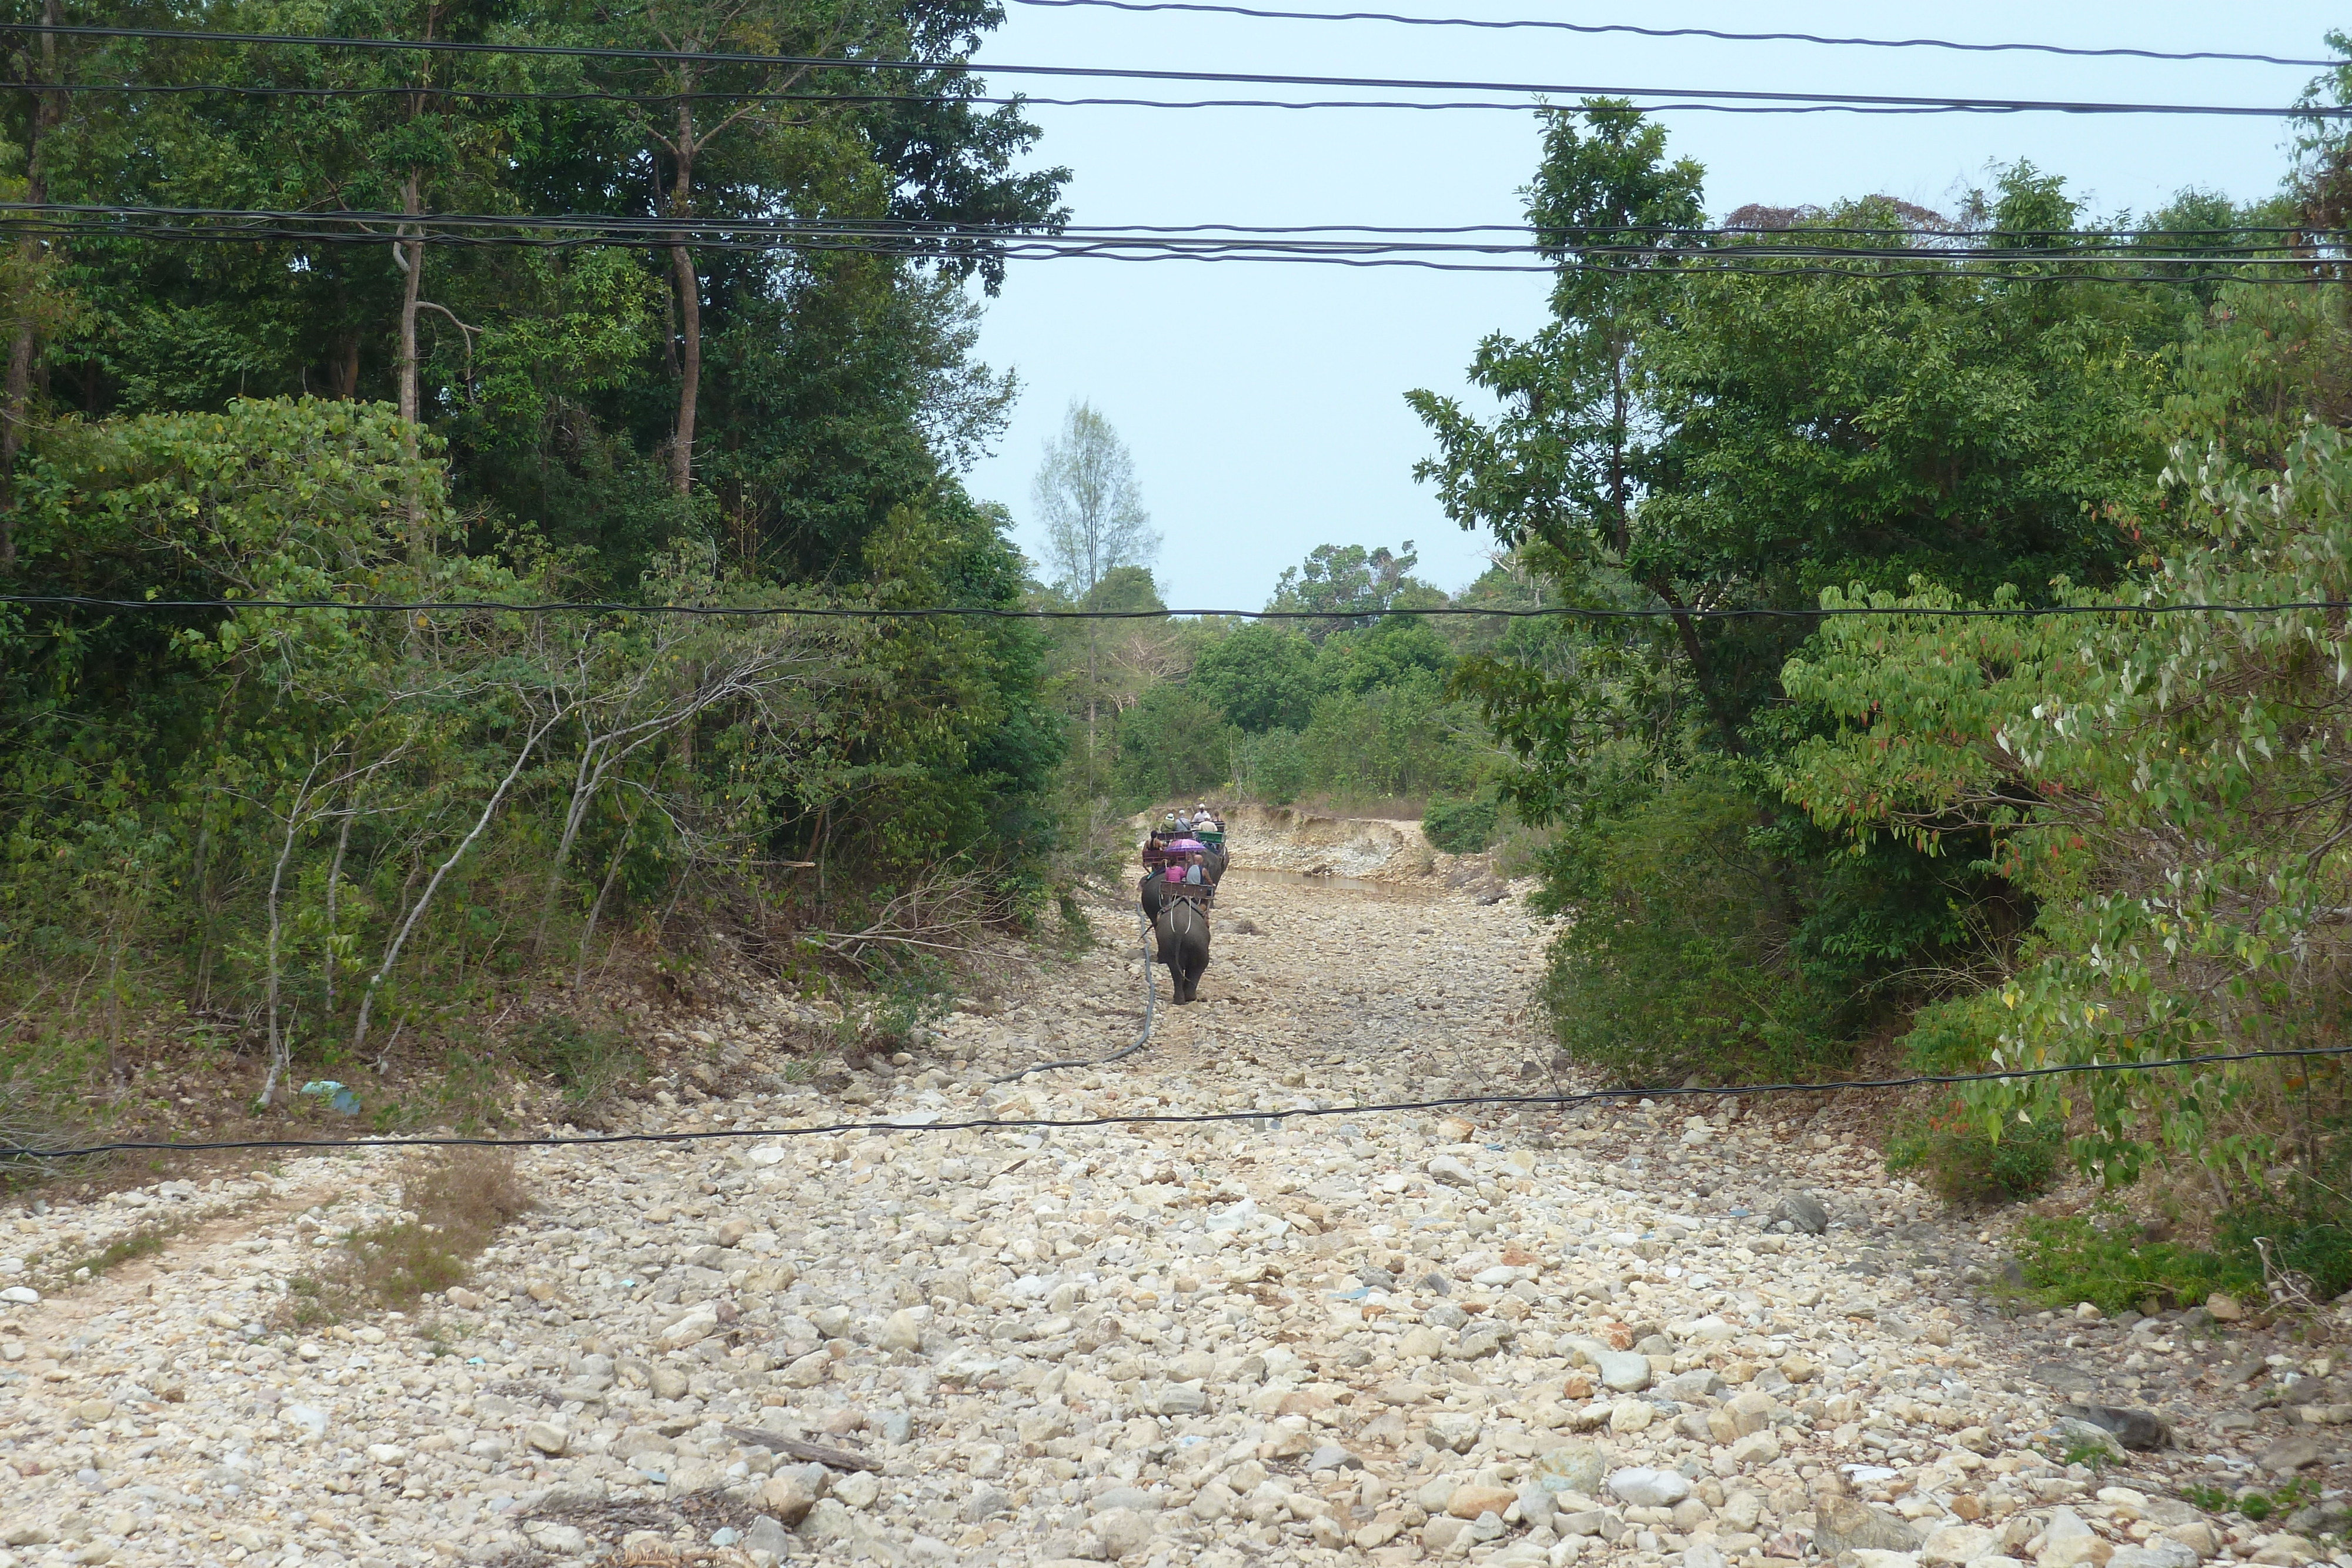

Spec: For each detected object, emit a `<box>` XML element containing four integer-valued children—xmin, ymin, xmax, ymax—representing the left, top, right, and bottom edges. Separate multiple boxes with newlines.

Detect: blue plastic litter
<box><xmin>299</xmin><ymin>1080</ymin><xmax>362</xmax><ymax>1115</ymax></box>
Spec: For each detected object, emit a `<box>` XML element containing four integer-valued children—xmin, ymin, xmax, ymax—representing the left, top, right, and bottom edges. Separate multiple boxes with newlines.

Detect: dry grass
<box><xmin>283</xmin><ymin>1148</ymin><xmax>533</xmax><ymax>1326</ymax></box>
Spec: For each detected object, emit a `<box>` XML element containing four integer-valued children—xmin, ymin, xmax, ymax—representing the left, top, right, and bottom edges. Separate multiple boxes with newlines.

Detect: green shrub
<box><xmin>2013</xmin><ymin>1212</ymin><xmax>2258</xmax><ymax>1314</ymax></box>
<box><xmin>520</xmin><ymin>1015</ymin><xmax>639</xmax><ymax>1108</ymax></box>
<box><xmin>2214</xmin><ymin>1199</ymin><xmax>2352</xmax><ymax>1302</ymax></box>
<box><xmin>1541</xmin><ymin>771</ymin><xmax>1849</xmax><ymax>1084</ymax></box>
<box><xmin>1423</xmin><ymin>795</ymin><xmax>1501</xmax><ymax>854</ymax></box>
<box><xmin>1886</xmin><ymin>1101</ymin><xmax>2063</xmax><ymax>1203</ymax></box>
<box><xmin>1232</xmin><ymin>727</ymin><xmax>1307</xmax><ymax>805</ymax></box>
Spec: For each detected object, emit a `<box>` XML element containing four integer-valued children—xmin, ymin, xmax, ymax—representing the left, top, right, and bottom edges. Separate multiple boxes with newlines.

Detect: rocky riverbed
<box><xmin>1</xmin><ymin>822</ymin><xmax>2348</xmax><ymax>1568</ymax></box>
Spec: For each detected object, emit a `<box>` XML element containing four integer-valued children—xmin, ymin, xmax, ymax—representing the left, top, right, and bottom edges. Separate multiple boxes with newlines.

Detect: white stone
<box><xmin>1607</xmin><ymin>1467</ymin><xmax>1690</xmax><ymax>1507</ymax></box>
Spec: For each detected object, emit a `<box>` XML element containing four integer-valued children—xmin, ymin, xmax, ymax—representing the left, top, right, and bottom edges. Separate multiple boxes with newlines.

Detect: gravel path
<box><xmin>1</xmin><ymin>824</ymin><xmax>2344</xmax><ymax>1568</ymax></box>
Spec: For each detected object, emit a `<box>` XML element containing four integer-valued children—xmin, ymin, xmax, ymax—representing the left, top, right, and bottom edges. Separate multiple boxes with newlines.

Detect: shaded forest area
<box><xmin>0</xmin><ymin>0</ymin><xmax>1074</xmax><ymax>1136</ymax></box>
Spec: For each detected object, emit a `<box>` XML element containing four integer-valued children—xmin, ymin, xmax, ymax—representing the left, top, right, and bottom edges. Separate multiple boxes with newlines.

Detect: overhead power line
<box><xmin>15</xmin><ymin>25</ymin><xmax>2346</xmax><ymax>118</ymax></box>
<box><xmin>10</xmin><ymin>1042</ymin><xmax>2341</xmax><ymax>1161</ymax></box>
<box><xmin>9</xmin><ymin>594</ymin><xmax>2352</xmax><ymax>622</ymax></box>
<box><xmin>5</xmin><ymin>205</ymin><xmax>2342</xmax><ymax>282</ymax></box>
<box><xmin>9</xmin><ymin>202</ymin><xmax>2338</xmax><ymax>260</ymax></box>
<box><xmin>35</xmin><ymin>79</ymin><xmax>2339</xmax><ymax>116</ymax></box>
<box><xmin>14</xmin><ymin>203</ymin><xmax>2343</xmax><ymax>248</ymax></box>
<box><xmin>1004</xmin><ymin>0</ymin><xmax>2344</xmax><ymax>70</ymax></box>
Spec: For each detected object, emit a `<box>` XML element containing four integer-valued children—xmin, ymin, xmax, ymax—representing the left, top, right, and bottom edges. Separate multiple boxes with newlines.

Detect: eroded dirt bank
<box><xmin>0</xmin><ymin>817</ymin><xmax>2341</xmax><ymax>1568</ymax></box>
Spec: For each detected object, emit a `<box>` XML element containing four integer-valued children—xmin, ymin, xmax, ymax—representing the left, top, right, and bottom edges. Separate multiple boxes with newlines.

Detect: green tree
<box><xmin>1191</xmin><ymin>621</ymin><xmax>1315</xmax><ymax>732</ymax></box>
<box><xmin>1268</xmin><ymin>540</ymin><xmax>1441</xmax><ymax>638</ymax></box>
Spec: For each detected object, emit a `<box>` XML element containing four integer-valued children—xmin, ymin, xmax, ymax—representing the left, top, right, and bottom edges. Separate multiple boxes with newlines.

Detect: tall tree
<box><xmin>1405</xmin><ymin>99</ymin><xmax>1723</xmax><ymax>741</ymax></box>
<box><xmin>1033</xmin><ymin>397</ymin><xmax>1157</xmax><ymax>783</ymax></box>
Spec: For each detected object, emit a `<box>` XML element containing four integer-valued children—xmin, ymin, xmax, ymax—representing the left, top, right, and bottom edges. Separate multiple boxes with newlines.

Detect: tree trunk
<box><xmin>670</xmin><ymin>241</ymin><xmax>701</xmax><ymax>497</ymax></box>
<box><xmin>397</xmin><ymin>168</ymin><xmax>427</xmax><ymax>559</ymax></box>
<box><xmin>1085</xmin><ymin>623</ymin><xmax>1100</xmax><ymax>795</ymax></box>
<box><xmin>1</xmin><ymin>0</ymin><xmax>61</xmax><ymax>573</ymax></box>
<box><xmin>1645</xmin><ymin>574</ymin><xmax>1745</xmax><ymax>756</ymax></box>
<box><xmin>667</xmin><ymin>97</ymin><xmax>701</xmax><ymax>498</ymax></box>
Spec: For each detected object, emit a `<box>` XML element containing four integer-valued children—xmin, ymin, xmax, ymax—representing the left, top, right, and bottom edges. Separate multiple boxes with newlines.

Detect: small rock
<box><xmin>2206</xmin><ymin>1292</ymin><xmax>2246</xmax><ymax>1323</ymax></box>
<box><xmin>1774</xmin><ymin>1192</ymin><xmax>1829</xmax><ymax>1235</ymax></box>
<box><xmin>650</xmin><ymin>1364</ymin><xmax>691</xmax><ymax>1399</ymax></box>
<box><xmin>524</xmin><ymin>1523</ymin><xmax>589</xmax><ymax>1554</ymax></box>
<box><xmin>1155</xmin><ymin>1383</ymin><xmax>1207</xmax><ymax>1416</ymax></box>
<box><xmin>1814</xmin><ymin>1492</ymin><xmax>1922</xmax><ymax>1557</ymax></box>
<box><xmin>1427</xmin><ymin>1411</ymin><xmax>1481</xmax><ymax>1452</ymax></box>
<box><xmin>1922</xmin><ymin>1525</ymin><xmax>1997</xmax><ymax>1565</ymax></box>
<box><xmin>1609</xmin><ymin>1399</ymin><xmax>1653</xmax><ymax>1433</ymax></box>
<box><xmin>2161</xmin><ymin>1522</ymin><xmax>2223</xmax><ymax>1558</ymax></box>
<box><xmin>1093</xmin><ymin>1506</ymin><xmax>1155</xmax><ymax>1558</ymax></box>
<box><xmin>2260</xmin><ymin>1433</ymin><xmax>2326</xmax><ymax>1474</ymax></box>
<box><xmin>0</xmin><ymin>1286</ymin><xmax>38</xmax><ymax>1304</ymax></box>
<box><xmin>877</xmin><ymin>1308</ymin><xmax>926</xmax><ymax>1353</ymax></box>
<box><xmin>962</xmin><ymin>1486</ymin><xmax>1011</xmax><ymax>1524</ymax></box>
<box><xmin>833</xmin><ymin>1470</ymin><xmax>881</xmax><ymax>1510</ymax></box>
<box><xmin>1398</xmin><ymin>1326</ymin><xmax>1446</xmax><ymax>1359</ymax></box>
<box><xmin>2058</xmin><ymin>1403</ymin><xmax>2173</xmax><ymax>1451</ymax></box>
<box><xmin>1531</xmin><ymin>1443</ymin><xmax>1606</xmax><ymax>1497</ymax></box>
<box><xmin>74</xmin><ymin>1399</ymin><xmax>113</xmax><ymax>1424</ymax></box>
<box><xmin>1608</xmin><ymin>1467</ymin><xmax>1691</xmax><ymax>1507</ymax></box>
<box><xmin>658</xmin><ymin>1306</ymin><xmax>719</xmax><ymax>1350</ymax></box>
<box><xmin>2110</xmin><ymin>1545</ymin><xmax>2200</xmax><ymax>1568</ymax></box>
<box><xmin>280</xmin><ymin>1403</ymin><xmax>329</xmax><ymax>1442</ymax></box>
<box><xmin>1726</xmin><ymin>1430</ymin><xmax>1782</xmax><ymax>1467</ymax></box>
<box><xmin>759</xmin><ymin>1470</ymin><xmax>823</xmax><ymax>1525</ymax></box>
<box><xmin>526</xmin><ymin>1420</ymin><xmax>570</xmax><ymax>1456</ymax></box>
<box><xmin>781</xmin><ymin>1350</ymin><xmax>831</xmax><ymax>1389</ymax></box>
<box><xmin>1307</xmin><ymin>1444</ymin><xmax>1361</xmax><ymax>1471</ymax></box>
<box><xmin>1779</xmin><ymin>1353</ymin><xmax>1818</xmax><ymax>1383</ymax></box>
<box><xmin>1428</xmin><ymin>1155</ymin><xmax>1479</xmax><ymax>1187</ymax></box>
<box><xmin>1451</xmin><ymin>1321</ymin><xmax>1511</xmax><ymax>1360</ymax></box>
<box><xmin>1449</xmin><ymin>1483</ymin><xmax>1518</xmax><ymax>1519</ymax></box>
<box><xmin>799</xmin><ymin>1499</ymin><xmax>856</xmax><ymax>1544</ymax></box>
<box><xmin>1594</xmin><ymin>1349</ymin><xmax>1652</xmax><ymax>1391</ymax></box>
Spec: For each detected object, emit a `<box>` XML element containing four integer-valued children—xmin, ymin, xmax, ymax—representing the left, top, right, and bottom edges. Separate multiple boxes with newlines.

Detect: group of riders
<box><xmin>1139</xmin><ymin>804</ymin><xmax>1227</xmax><ymax>1004</ymax></box>
<box><xmin>1142</xmin><ymin>803</ymin><xmax>1229</xmax><ymax>898</ymax></box>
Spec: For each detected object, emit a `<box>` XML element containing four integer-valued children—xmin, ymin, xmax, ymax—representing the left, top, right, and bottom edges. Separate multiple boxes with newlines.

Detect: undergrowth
<box><xmin>66</xmin><ymin>1223</ymin><xmax>176</xmax><ymax>1280</ymax></box>
<box><xmin>282</xmin><ymin>1149</ymin><xmax>533</xmax><ymax>1327</ymax></box>
<box><xmin>1886</xmin><ymin>1102</ymin><xmax>2063</xmax><ymax>1204</ymax></box>
<box><xmin>2007</xmin><ymin>1196</ymin><xmax>2352</xmax><ymax>1315</ymax></box>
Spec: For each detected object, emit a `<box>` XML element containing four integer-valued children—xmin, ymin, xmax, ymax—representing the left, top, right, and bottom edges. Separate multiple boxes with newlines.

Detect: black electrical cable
<box><xmin>8</xmin><ymin>594</ymin><xmax>2350</xmax><ymax>622</ymax></box>
<box><xmin>1003</xmin><ymin>0</ymin><xmax>2344</xmax><ymax>71</ymax></box>
<box><xmin>29</xmin><ymin>78</ymin><xmax>2352</xmax><ymax>118</ymax></box>
<box><xmin>6</xmin><ymin>202</ymin><xmax>2338</xmax><ymax>260</ymax></box>
<box><xmin>11</xmin><ymin>1043</ymin><xmax>2343</xmax><ymax>1161</ymax></box>
<box><xmin>12</xmin><ymin>25</ymin><xmax>2346</xmax><ymax>117</ymax></box>
<box><xmin>6</xmin><ymin>203</ymin><xmax>2341</xmax><ymax>245</ymax></box>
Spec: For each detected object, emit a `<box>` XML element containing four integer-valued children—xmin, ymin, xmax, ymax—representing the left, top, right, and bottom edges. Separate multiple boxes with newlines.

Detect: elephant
<box><xmin>1200</xmin><ymin>843</ymin><xmax>1230</xmax><ymax>884</ymax></box>
<box><xmin>1138</xmin><ymin>871</ymin><xmax>1168</xmax><ymax>922</ymax></box>
<box><xmin>1152</xmin><ymin>897</ymin><xmax>1212</xmax><ymax>1004</ymax></box>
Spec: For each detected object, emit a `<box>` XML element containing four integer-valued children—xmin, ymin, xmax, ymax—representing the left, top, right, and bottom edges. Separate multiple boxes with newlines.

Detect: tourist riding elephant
<box><xmin>1152</xmin><ymin>898</ymin><xmax>1211</xmax><ymax>1004</ymax></box>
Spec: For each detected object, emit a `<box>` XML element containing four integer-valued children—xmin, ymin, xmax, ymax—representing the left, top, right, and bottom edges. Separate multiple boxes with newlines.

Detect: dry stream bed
<box><xmin>1</xmin><ymin>818</ymin><xmax>2347</xmax><ymax>1568</ymax></box>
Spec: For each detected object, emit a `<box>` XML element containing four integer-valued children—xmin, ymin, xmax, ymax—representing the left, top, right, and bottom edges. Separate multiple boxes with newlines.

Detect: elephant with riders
<box><xmin>1140</xmin><ymin>803</ymin><xmax>1227</xmax><ymax>1004</ymax></box>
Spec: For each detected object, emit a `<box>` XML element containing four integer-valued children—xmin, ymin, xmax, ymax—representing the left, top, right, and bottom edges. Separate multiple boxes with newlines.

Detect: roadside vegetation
<box><xmin>1391</xmin><ymin>55</ymin><xmax>2352</xmax><ymax>1307</ymax></box>
<box><xmin>0</xmin><ymin>0</ymin><xmax>1074</xmax><ymax>1146</ymax></box>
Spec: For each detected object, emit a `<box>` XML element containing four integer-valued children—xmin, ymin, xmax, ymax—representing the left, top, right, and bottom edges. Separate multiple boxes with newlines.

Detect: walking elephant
<box><xmin>1152</xmin><ymin>898</ymin><xmax>1212</xmax><ymax>1004</ymax></box>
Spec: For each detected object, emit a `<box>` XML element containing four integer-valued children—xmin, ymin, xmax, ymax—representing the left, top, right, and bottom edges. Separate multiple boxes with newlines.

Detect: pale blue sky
<box><xmin>956</xmin><ymin>1</ymin><xmax>2346</xmax><ymax>609</ymax></box>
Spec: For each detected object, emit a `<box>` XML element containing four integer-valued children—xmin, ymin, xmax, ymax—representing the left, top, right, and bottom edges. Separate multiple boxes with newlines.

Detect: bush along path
<box><xmin>0</xmin><ymin>862</ymin><xmax>2344</xmax><ymax>1568</ymax></box>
